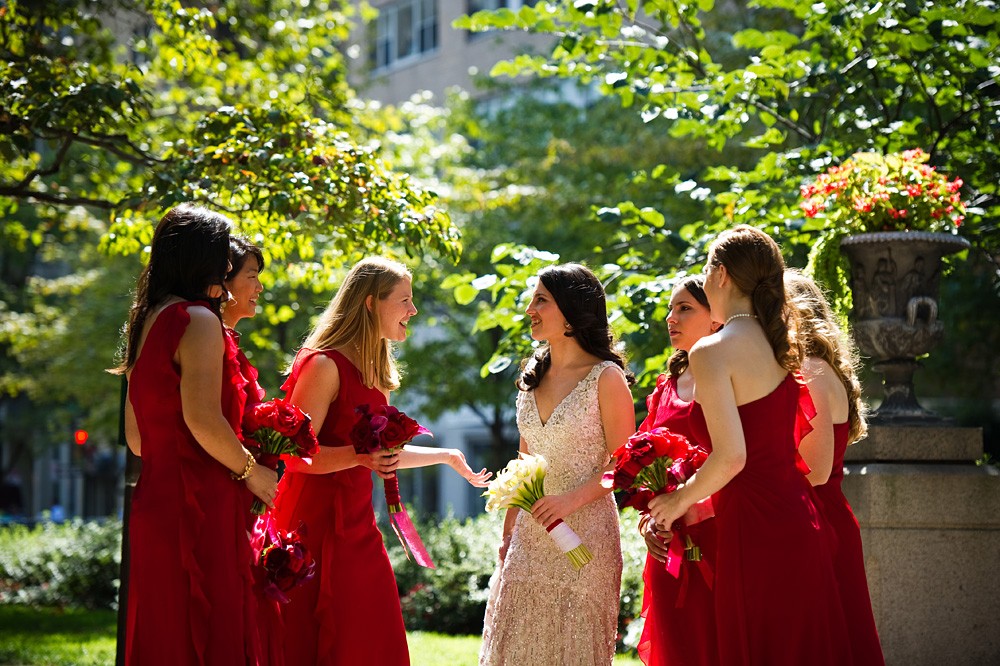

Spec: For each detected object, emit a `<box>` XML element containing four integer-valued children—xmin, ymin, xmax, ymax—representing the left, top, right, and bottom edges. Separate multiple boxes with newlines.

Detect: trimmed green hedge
<box><xmin>0</xmin><ymin>520</ymin><xmax>121</xmax><ymax>609</ymax></box>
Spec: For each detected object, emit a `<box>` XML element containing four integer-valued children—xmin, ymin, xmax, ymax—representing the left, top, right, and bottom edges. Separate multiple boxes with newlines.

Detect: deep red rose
<box><xmin>380</xmin><ymin>418</ymin><xmax>408</xmax><ymax>449</ymax></box>
<box><xmin>243</xmin><ymin>400</ymin><xmax>275</xmax><ymax>433</ymax></box>
<box><xmin>290</xmin><ymin>416</ymin><xmax>320</xmax><ymax>457</ymax></box>
<box><xmin>255</xmin><ymin>521</ymin><xmax>316</xmax><ymax>602</ymax></box>
<box><xmin>271</xmin><ymin>399</ymin><xmax>306</xmax><ymax>438</ymax></box>
<box><xmin>645</xmin><ymin>427</ymin><xmax>691</xmax><ymax>460</ymax></box>
<box><xmin>262</xmin><ymin>546</ymin><xmax>290</xmax><ymax>573</ymax></box>
<box><xmin>350</xmin><ymin>416</ymin><xmax>379</xmax><ymax>454</ymax></box>
<box><xmin>350</xmin><ymin>404</ymin><xmax>431</xmax><ymax>453</ymax></box>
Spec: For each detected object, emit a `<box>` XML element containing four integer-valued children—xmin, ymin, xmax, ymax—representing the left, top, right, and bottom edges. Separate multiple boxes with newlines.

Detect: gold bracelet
<box><xmin>231</xmin><ymin>451</ymin><xmax>255</xmax><ymax>481</ymax></box>
<box><xmin>637</xmin><ymin>513</ymin><xmax>651</xmax><ymax>536</ymax></box>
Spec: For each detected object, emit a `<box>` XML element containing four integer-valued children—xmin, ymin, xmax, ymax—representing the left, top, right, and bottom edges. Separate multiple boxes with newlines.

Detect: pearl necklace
<box><xmin>724</xmin><ymin>312</ymin><xmax>757</xmax><ymax>326</ymax></box>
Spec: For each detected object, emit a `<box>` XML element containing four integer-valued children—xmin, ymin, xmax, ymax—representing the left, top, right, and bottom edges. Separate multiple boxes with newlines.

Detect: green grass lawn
<box><xmin>0</xmin><ymin>606</ymin><xmax>643</xmax><ymax>666</ymax></box>
<box><xmin>0</xmin><ymin>606</ymin><xmax>117</xmax><ymax>666</ymax></box>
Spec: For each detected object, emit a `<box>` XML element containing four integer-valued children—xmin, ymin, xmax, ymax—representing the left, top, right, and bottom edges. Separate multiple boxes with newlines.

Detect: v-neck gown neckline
<box><xmin>531</xmin><ymin>363</ymin><xmax>604</xmax><ymax>427</ymax></box>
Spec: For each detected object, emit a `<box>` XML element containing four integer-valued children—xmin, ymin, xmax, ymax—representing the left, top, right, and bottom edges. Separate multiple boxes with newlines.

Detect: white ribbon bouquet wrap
<box><xmin>483</xmin><ymin>453</ymin><xmax>593</xmax><ymax>570</ymax></box>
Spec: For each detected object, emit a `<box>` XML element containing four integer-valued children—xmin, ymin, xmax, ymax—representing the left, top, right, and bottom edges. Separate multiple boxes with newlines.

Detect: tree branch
<box><xmin>9</xmin><ymin>137</ymin><xmax>73</xmax><ymax>190</ymax></box>
<box><xmin>34</xmin><ymin>129</ymin><xmax>166</xmax><ymax>166</ymax></box>
<box><xmin>0</xmin><ymin>186</ymin><xmax>115</xmax><ymax>209</ymax></box>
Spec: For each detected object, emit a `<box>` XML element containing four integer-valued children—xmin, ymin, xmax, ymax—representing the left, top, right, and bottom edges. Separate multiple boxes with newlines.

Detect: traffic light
<box><xmin>74</xmin><ymin>429</ymin><xmax>89</xmax><ymax>446</ymax></box>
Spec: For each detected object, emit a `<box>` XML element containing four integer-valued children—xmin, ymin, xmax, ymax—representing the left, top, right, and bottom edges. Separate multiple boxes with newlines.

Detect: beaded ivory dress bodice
<box><xmin>480</xmin><ymin>361</ymin><xmax>624</xmax><ymax>666</ymax></box>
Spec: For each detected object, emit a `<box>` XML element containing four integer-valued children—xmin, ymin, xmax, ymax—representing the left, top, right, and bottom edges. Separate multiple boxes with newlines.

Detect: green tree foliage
<box><xmin>0</xmin><ymin>0</ymin><xmax>460</xmax><ymax>473</ymax></box>
<box><xmin>435</xmin><ymin>0</ymin><xmax>1000</xmax><ymax>453</ymax></box>
<box><xmin>457</xmin><ymin>0</ymin><xmax>999</xmax><ymax>278</ymax></box>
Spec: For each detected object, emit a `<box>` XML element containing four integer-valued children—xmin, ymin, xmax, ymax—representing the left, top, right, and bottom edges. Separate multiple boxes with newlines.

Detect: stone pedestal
<box><xmin>841</xmin><ymin>425</ymin><xmax>1000</xmax><ymax>665</ymax></box>
<box><xmin>844</xmin><ymin>425</ymin><xmax>983</xmax><ymax>462</ymax></box>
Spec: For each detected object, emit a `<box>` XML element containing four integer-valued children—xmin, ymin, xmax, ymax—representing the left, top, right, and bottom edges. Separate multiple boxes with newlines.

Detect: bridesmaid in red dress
<box><xmin>648</xmin><ymin>225</ymin><xmax>852</xmax><ymax>665</ymax></box>
<box><xmin>223</xmin><ymin>237</ymin><xmax>291</xmax><ymax>665</ymax></box>
<box><xmin>223</xmin><ymin>237</ymin><xmax>267</xmax><ymax>417</ymax></box>
<box><xmin>637</xmin><ymin>275</ymin><xmax>721</xmax><ymax>666</ymax></box>
<box><xmin>117</xmin><ymin>205</ymin><xmax>278</xmax><ymax>666</ymax></box>
<box><xmin>785</xmin><ymin>270</ymin><xmax>884</xmax><ymax>665</ymax></box>
<box><xmin>270</xmin><ymin>257</ymin><xmax>491</xmax><ymax>666</ymax></box>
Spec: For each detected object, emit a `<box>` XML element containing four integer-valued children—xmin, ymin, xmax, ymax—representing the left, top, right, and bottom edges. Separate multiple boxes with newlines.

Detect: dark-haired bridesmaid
<box><xmin>223</xmin><ymin>236</ymin><xmax>267</xmax><ymax>417</ymax></box>
<box><xmin>117</xmin><ymin>204</ymin><xmax>277</xmax><ymax>666</ymax></box>
<box><xmin>637</xmin><ymin>274</ymin><xmax>721</xmax><ymax>666</ymax></box>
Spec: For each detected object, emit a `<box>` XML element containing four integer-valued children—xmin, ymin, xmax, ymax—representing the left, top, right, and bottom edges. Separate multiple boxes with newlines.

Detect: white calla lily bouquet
<box><xmin>484</xmin><ymin>453</ymin><xmax>593</xmax><ymax>570</ymax></box>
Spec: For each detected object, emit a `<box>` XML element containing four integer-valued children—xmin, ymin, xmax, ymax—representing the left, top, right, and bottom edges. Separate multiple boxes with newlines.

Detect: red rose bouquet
<box><xmin>602</xmin><ymin>427</ymin><xmax>713</xmax><ymax>589</ymax></box>
<box><xmin>350</xmin><ymin>404</ymin><xmax>435</xmax><ymax>569</ymax></box>
<box><xmin>242</xmin><ymin>398</ymin><xmax>320</xmax><ymax>515</ymax></box>
<box><xmin>252</xmin><ymin>516</ymin><xmax>316</xmax><ymax>603</ymax></box>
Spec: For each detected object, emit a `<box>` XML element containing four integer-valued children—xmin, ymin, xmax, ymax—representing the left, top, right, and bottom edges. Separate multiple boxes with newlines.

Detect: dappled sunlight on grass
<box><xmin>0</xmin><ymin>607</ymin><xmax>644</xmax><ymax>665</ymax></box>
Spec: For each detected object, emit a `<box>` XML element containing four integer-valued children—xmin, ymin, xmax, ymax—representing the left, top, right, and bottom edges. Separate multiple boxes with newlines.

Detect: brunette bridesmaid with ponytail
<box><xmin>648</xmin><ymin>225</ymin><xmax>852</xmax><ymax>665</ymax></box>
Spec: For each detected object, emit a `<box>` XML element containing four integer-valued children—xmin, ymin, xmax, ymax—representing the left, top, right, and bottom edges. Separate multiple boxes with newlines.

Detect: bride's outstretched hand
<box><xmin>448</xmin><ymin>449</ymin><xmax>493</xmax><ymax>487</ymax></box>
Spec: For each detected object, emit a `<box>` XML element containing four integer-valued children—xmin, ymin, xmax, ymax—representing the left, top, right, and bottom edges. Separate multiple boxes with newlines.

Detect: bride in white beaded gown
<box><xmin>479</xmin><ymin>264</ymin><xmax>636</xmax><ymax>666</ymax></box>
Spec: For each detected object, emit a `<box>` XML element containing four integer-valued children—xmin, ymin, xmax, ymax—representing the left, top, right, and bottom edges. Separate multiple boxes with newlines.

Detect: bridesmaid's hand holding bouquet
<box><xmin>603</xmin><ymin>428</ymin><xmax>712</xmax><ymax>574</ymax></box>
<box><xmin>350</xmin><ymin>404</ymin><xmax>435</xmax><ymax>568</ymax></box>
<box><xmin>242</xmin><ymin>398</ymin><xmax>320</xmax><ymax>515</ymax></box>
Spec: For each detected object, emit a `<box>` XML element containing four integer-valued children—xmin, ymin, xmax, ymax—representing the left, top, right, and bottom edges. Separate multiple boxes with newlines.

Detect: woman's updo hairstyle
<box><xmin>709</xmin><ymin>225</ymin><xmax>800</xmax><ymax>371</ymax></box>
<box><xmin>667</xmin><ymin>274</ymin><xmax>711</xmax><ymax>379</ymax></box>
<box><xmin>517</xmin><ymin>263</ymin><xmax>634</xmax><ymax>391</ymax></box>
<box><xmin>226</xmin><ymin>236</ymin><xmax>265</xmax><ymax>281</ymax></box>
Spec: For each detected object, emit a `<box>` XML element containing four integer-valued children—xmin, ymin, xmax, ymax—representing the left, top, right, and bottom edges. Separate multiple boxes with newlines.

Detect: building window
<box><xmin>465</xmin><ymin>0</ymin><xmax>537</xmax><ymax>41</ymax></box>
<box><xmin>372</xmin><ymin>0</ymin><xmax>439</xmax><ymax>71</ymax></box>
<box><xmin>467</xmin><ymin>0</ymin><xmax>538</xmax><ymax>12</ymax></box>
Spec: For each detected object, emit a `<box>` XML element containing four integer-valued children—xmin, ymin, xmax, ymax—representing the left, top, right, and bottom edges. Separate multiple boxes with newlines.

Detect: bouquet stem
<box><xmin>545</xmin><ymin>519</ymin><xmax>593</xmax><ymax>570</ymax></box>
<box><xmin>383</xmin><ymin>474</ymin><xmax>435</xmax><ymax>569</ymax></box>
<box><xmin>250</xmin><ymin>452</ymin><xmax>280</xmax><ymax>516</ymax></box>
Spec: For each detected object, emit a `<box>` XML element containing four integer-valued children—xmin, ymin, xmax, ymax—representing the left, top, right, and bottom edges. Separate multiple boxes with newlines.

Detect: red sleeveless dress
<box><xmin>126</xmin><ymin>301</ymin><xmax>259</xmax><ymax>666</ymax></box>
<box><xmin>688</xmin><ymin>374</ymin><xmax>852</xmax><ymax>665</ymax></box>
<box><xmin>813</xmin><ymin>422</ymin><xmax>884</xmax><ymax>665</ymax></box>
<box><xmin>271</xmin><ymin>348</ymin><xmax>409</xmax><ymax>666</ymax></box>
<box><xmin>637</xmin><ymin>374</ymin><xmax>719</xmax><ymax>666</ymax></box>
<box><xmin>223</xmin><ymin>327</ymin><xmax>289</xmax><ymax>665</ymax></box>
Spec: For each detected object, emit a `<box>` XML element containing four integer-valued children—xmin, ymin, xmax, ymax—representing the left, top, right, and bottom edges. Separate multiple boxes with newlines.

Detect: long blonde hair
<box><xmin>784</xmin><ymin>269</ymin><xmax>868</xmax><ymax>444</ymax></box>
<box><xmin>302</xmin><ymin>257</ymin><xmax>411</xmax><ymax>391</ymax></box>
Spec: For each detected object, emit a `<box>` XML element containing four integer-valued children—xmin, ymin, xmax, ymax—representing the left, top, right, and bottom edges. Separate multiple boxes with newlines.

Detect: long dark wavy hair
<box><xmin>709</xmin><ymin>225</ymin><xmax>801</xmax><ymax>371</ymax></box>
<box><xmin>667</xmin><ymin>274</ymin><xmax>712</xmax><ymax>380</ymax></box>
<box><xmin>112</xmin><ymin>204</ymin><xmax>233</xmax><ymax>374</ymax></box>
<box><xmin>517</xmin><ymin>263</ymin><xmax>634</xmax><ymax>391</ymax></box>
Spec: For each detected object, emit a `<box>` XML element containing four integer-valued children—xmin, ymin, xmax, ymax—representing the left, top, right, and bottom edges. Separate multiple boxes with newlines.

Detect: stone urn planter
<box><xmin>840</xmin><ymin>231</ymin><xmax>970</xmax><ymax>423</ymax></box>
